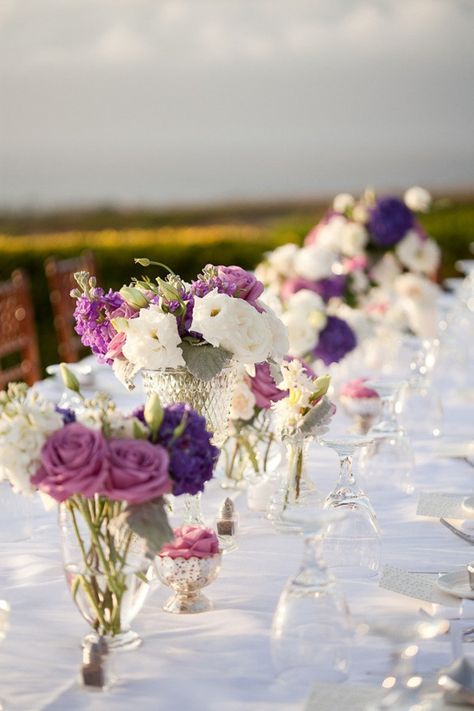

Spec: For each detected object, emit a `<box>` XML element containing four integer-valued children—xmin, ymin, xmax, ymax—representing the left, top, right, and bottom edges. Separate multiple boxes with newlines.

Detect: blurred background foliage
<box><xmin>0</xmin><ymin>195</ymin><xmax>473</xmax><ymax>371</ymax></box>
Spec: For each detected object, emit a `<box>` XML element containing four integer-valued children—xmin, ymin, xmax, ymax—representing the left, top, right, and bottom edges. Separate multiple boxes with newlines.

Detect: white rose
<box><xmin>340</xmin><ymin>222</ymin><xmax>369</xmax><ymax>257</ymax></box>
<box><xmin>314</xmin><ymin>216</ymin><xmax>347</xmax><ymax>251</ymax></box>
<box><xmin>230</xmin><ymin>379</ymin><xmax>256</xmax><ymax>421</ymax></box>
<box><xmin>333</xmin><ymin>193</ymin><xmax>355</xmax><ymax>214</ymax></box>
<box><xmin>220</xmin><ymin>299</ymin><xmax>273</xmax><ymax>364</ymax></box>
<box><xmin>370</xmin><ymin>253</ymin><xmax>402</xmax><ymax>286</ymax></box>
<box><xmin>122</xmin><ymin>305</ymin><xmax>185</xmax><ymax>370</ymax></box>
<box><xmin>282</xmin><ymin>311</ymin><xmax>318</xmax><ymax>357</ymax></box>
<box><xmin>293</xmin><ymin>245</ymin><xmax>337</xmax><ymax>281</ymax></box>
<box><xmin>404</xmin><ymin>186</ymin><xmax>432</xmax><ymax>213</ymax></box>
<box><xmin>395</xmin><ymin>231</ymin><xmax>441</xmax><ymax>274</ymax></box>
<box><xmin>286</xmin><ymin>289</ymin><xmax>327</xmax><ymax>332</ymax></box>
<box><xmin>260</xmin><ymin>303</ymin><xmax>289</xmax><ymax>360</ymax></box>
<box><xmin>267</xmin><ymin>243</ymin><xmax>298</xmax><ymax>276</ymax></box>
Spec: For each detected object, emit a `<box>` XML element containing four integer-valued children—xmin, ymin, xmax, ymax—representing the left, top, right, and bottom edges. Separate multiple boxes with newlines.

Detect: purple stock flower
<box><xmin>134</xmin><ymin>403</ymin><xmax>219</xmax><ymax>496</ymax></box>
<box><xmin>368</xmin><ymin>197</ymin><xmax>414</xmax><ymax>248</ymax></box>
<box><xmin>74</xmin><ymin>288</ymin><xmax>124</xmax><ymax>363</ymax></box>
<box><xmin>55</xmin><ymin>406</ymin><xmax>76</xmax><ymax>425</ymax></box>
<box><xmin>312</xmin><ymin>316</ymin><xmax>357</xmax><ymax>365</ymax></box>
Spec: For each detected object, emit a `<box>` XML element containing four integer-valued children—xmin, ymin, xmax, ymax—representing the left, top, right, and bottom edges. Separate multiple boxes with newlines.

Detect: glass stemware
<box><xmin>358</xmin><ymin>380</ymin><xmax>415</xmax><ymax>495</ymax></box>
<box><xmin>364</xmin><ymin>611</ymin><xmax>449</xmax><ymax>710</ymax></box>
<box><xmin>271</xmin><ymin>508</ymin><xmax>352</xmax><ymax>688</ymax></box>
<box><xmin>321</xmin><ymin>436</ymin><xmax>381</xmax><ymax>580</ymax></box>
<box><xmin>397</xmin><ymin>338</ymin><xmax>443</xmax><ymax>439</ymax></box>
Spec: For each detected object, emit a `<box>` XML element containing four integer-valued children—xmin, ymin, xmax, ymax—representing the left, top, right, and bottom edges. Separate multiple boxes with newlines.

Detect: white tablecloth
<box><xmin>1</xmin><ymin>361</ymin><xmax>474</xmax><ymax>710</ymax></box>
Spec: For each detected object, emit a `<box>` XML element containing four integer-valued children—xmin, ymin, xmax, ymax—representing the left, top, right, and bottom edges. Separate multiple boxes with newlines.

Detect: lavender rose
<box><xmin>217</xmin><ymin>265</ymin><xmax>265</xmax><ymax>312</ymax></box>
<box><xmin>249</xmin><ymin>362</ymin><xmax>286</xmax><ymax>409</ymax></box>
<box><xmin>103</xmin><ymin>438</ymin><xmax>172</xmax><ymax>504</ymax></box>
<box><xmin>32</xmin><ymin>423</ymin><xmax>108</xmax><ymax>502</ymax></box>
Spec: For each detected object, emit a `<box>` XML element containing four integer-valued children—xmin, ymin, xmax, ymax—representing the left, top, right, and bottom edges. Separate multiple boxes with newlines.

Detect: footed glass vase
<box><xmin>59</xmin><ymin>497</ymin><xmax>153</xmax><ymax>651</ymax></box>
<box><xmin>142</xmin><ymin>364</ymin><xmax>237</xmax><ymax>525</ymax></box>
<box><xmin>268</xmin><ymin>434</ymin><xmax>322</xmax><ymax>533</ymax></box>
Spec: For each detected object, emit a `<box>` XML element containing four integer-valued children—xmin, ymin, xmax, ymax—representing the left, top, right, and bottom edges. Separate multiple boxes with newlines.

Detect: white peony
<box><xmin>333</xmin><ymin>193</ymin><xmax>355</xmax><ymax>214</ymax></box>
<box><xmin>370</xmin><ymin>253</ymin><xmax>402</xmax><ymax>286</ymax></box>
<box><xmin>395</xmin><ymin>231</ymin><xmax>441</xmax><ymax>274</ymax></box>
<box><xmin>230</xmin><ymin>378</ymin><xmax>256</xmax><ymax>421</ymax></box>
<box><xmin>293</xmin><ymin>245</ymin><xmax>337</xmax><ymax>281</ymax></box>
<box><xmin>340</xmin><ymin>222</ymin><xmax>369</xmax><ymax>257</ymax></box>
<box><xmin>122</xmin><ymin>305</ymin><xmax>185</xmax><ymax>370</ymax></box>
<box><xmin>404</xmin><ymin>186</ymin><xmax>432</xmax><ymax>213</ymax></box>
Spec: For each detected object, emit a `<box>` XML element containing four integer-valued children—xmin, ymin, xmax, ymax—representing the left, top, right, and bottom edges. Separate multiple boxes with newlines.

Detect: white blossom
<box><xmin>293</xmin><ymin>245</ymin><xmax>337</xmax><ymax>281</ymax></box>
<box><xmin>122</xmin><ymin>305</ymin><xmax>185</xmax><ymax>370</ymax></box>
<box><xmin>395</xmin><ymin>231</ymin><xmax>441</xmax><ymax>274</ymax></box>
<box><xmin>332</xmin><ymin>193</ymin><xmax>355</xmax><ymax>214</ymax></box>
<box><xmin>230</xmin><ymin>378</ymin><xmax>256</xmax><ymax>421</ymax></box>
<box><xmin>404</xmin><ymin>186</ymin><xmax>432</xmax><ymax>213</ymax></box>
<box><xmin>340</xmin><ymin>222</ymin><xmax>368</xmax><ymax>257</ymax></box>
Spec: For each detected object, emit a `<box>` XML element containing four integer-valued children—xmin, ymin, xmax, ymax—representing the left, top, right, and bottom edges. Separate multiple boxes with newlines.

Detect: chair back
<box><xmin>0</xmin><ymin>270</ymin><xmax>41</xmax><ymax>388</ymax></box>
<box><xmin>44</xmin><ymin>251</ymin><xmax>96</xmax><ymax>363</ymax></box>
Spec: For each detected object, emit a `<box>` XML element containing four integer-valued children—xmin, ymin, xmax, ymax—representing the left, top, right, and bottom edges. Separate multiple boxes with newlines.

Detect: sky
<box><xmin>0</xmin><ymin>0</ymin><xmax>473</xmax><ymax>209</ymax></box>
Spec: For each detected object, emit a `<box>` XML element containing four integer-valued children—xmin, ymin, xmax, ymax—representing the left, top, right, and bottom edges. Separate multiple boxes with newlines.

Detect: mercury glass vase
<box><xmin>142</xmin><ymin>364</ymin><xmax>238</xmax><ymax>525</ymax></box>
<box><xmin>155</xmin><ymin>553</ymin><xmax>222</xmax><ymax>613</ymax></box>
<box><xmin>59</xmin><ymin>499</ymin><xmax>154</xmax><ymax>651</ymax></box>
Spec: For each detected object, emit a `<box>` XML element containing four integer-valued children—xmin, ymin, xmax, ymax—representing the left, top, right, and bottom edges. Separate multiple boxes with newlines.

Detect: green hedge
<box><xmin>0</xmin><ymin>201</ymin><xmax>473</xmax><ymax>374</ymax></box>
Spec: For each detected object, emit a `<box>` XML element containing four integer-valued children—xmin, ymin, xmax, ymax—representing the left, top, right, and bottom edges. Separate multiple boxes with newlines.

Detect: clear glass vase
<box><xmin>268</xmin><ymin>434</ymin><xmax>322</xmax><ymax>533</ymax></box>
<box><xmin>59</xmin><ymin>498</ymin><xmax>153</xmax><ymax>651</ymax></box>
<box><xmin>142</xmin><ymin>364</ymin><xmax>238</xmax><ymax>526</ymax></box>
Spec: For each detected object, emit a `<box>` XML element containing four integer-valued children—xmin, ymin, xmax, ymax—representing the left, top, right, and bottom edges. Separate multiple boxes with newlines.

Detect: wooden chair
<box><xmin>44</xmin><ymin>251</ymin><xmax>96</xmax><ymax>363</ymax></box>
<box><xmin>0</xmin><ymin>270</ymin><xmax>42</xmax><ymax>388</ymax></box>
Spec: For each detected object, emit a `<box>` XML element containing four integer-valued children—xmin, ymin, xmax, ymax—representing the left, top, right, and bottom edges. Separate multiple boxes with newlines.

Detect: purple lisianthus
<box><xmin>217</xmin><ymin>265</ymin><xmax>265</xmax><ymax>312</ymax></box>
<box><xmin>368</xmin><ymin>197</ymin><xmax>414</xmax><ymax>248</ymax></box>
<box><xmin>281</xmin><ymin>275</ymin><xmax>346</xmax><ymax>303</ymax></box>
<box><xmin>74</xmin><ymin>288</ymin><xmax>124</xmax><ymax>363</ymax></box>
<box><xmin>135</xmin><ymin>403</ymin><xmax>219</xmax><ymax>496</ymax></box>
<box><xmin>249</xmin><ymin>362</ymin><xmax>286</xmax><ymax>409</ymax></box>
<box><xmin>312</xmin><ymin>316</ymin><xmax>357</xmax><ymax>365</ymax></box>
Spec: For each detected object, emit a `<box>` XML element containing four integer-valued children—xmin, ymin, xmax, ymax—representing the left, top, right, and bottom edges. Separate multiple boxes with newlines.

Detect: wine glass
<box><xmin>358</xmin><ymin>380</ymin><xmax>415</xmax><ymax>495</ymax></box>
<box><xmin>364</xmin><ymin>611</ymin><xmax>448</xmax><ymax>710</ymax></box>
<box><xmin>397</xmin><ymin>338</ymin><xmax>443</xmax><ymax>440</ymax></box>
<box><xmin>271</xmin><ymin>508</ymin><xmax>352</xmax><ymax>689</ymax></box>
<box><xmin>321</xmin><ymin>436</ymin><xmax>381</xmax><ymax>580</ymax></box>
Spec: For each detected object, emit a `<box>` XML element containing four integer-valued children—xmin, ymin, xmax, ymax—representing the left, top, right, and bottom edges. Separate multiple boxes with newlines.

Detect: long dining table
<box><xmin>1</xmin><ymin>352</ymin><xmax>474</xmax><ymax>711</ymax></box>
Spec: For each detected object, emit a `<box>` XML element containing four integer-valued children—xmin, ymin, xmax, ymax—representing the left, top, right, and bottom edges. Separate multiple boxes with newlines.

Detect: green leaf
<box><xmin>179</xmin><ymin>342</ymin><xmax>232</xmax><ymax>381</ymax></box>
<box><xmin>113</xmin><ymin>497</ymin><xmax>174</xmax><ymax>556</ymax></box>
<box><xmin>300</xmin><ymin>396</ymin><xmax>334</xmax><ymax>436</ymax></box>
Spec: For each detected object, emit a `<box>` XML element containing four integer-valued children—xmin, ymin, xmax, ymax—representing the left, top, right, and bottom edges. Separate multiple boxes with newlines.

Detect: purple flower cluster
<box><xmin>73</xmin><ymin>288</ymin><xmax>125</xmax><ymax>363</ymax></box>
<box><xmin>368</xmin><ymin>197</ymin><xmax>414</xmax><ymax>248</ymax></box>
<box><xmin>55</xmin><ymin>406</ymin><xmax>76</xmax><ymax>424</ymax></box>
<box><xmin>134</xmin><ymin>403</ymin><xmax>219</xmax><ymax>496</ymax></box>
<box><xmin>312</xmin><ymin>316</ymin><xmax>357</xmax><ymax>365</ymax></box>
<box><xmin>281</xmin><ymin>275</ymin><xmax>346</xmax><ymax>304</ymax></box>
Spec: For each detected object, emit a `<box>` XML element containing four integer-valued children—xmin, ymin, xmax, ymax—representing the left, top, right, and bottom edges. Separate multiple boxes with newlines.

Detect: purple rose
<box><xmin>312</xmin><ymin>316</ymin><xmax>357</xmax><ymax>365</ymax></box>
<box><xmin>103</xmin><ymin>438</ymin><xmax>172</xmax><ymax>504</ymax></box>
<box><xmin>249</xmin><ymin>363</ymin><xmax>286</xmax><ymax>409</ymax></box>
<box><xmin>217</xmin><ymin>265</ymin><xmax>265</xmax><ymax>312</ymax></box>
<box><xmin>32</xmin><ymin>423</ymin><xmax>108</xmax><ymax>502</ymax></box>
<box><xmin>368</xmin><ymin>197</ymin><xmax>414</xmax><ymax>248</ymax></box>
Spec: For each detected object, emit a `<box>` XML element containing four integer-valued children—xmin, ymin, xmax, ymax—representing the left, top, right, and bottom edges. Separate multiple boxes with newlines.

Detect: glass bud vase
<box><xmin>268</xmin><ymin>434</ymin><xmax>321</xmax><ymax>533</ymax></box>
<box><xmin>59</xmin><ymin>498</ymin><xmax>153</xmax><ymax>651</ymax></box>
<box><xmin>142</xmin><ymin>364</ymin><xmax>238</xmax><ymax>526</ymax></box>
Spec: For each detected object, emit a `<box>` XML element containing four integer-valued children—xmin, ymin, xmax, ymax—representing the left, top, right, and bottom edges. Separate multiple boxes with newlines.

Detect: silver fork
<box><xmin>441</xmin><ymin>518</ymin><xmax>474</xmax><ymax>544</ymax></box>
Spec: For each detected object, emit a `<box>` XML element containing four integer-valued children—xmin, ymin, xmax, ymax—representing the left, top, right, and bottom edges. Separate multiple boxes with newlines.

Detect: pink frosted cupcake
<box><xmin>340</xmin><ymin>378</ymin><xmax>381</xmax><ymax>434</ymax></box>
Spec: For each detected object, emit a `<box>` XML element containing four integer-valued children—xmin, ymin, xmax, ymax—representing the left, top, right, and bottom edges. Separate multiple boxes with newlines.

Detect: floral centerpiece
<box><xmin>256</xmin><ymin>186</ymin><xmax>441</xmax><ymax>341</ymax></box>
<box><xmin>0</xmin><ymin>381</ymin><xmax>218</xmax><ymax>649</ymax></box>
<box><xmin>268</xmin><ymin>360</ymin><xmax>336</xmax><ymax>531</ymax></box>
